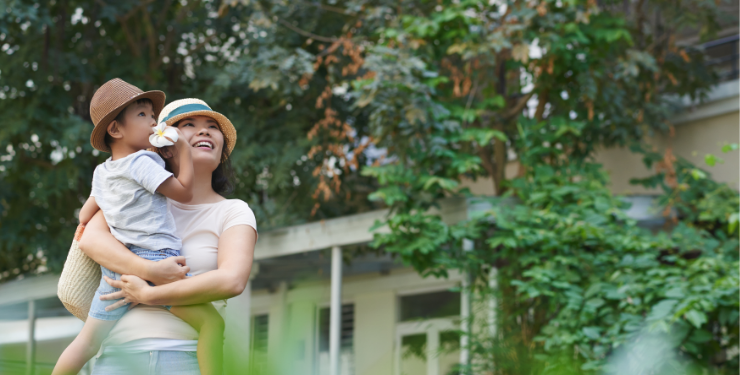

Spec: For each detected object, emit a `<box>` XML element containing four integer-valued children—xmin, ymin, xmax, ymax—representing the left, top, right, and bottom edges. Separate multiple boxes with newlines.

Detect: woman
<box><xmin>79</xmin><ymin>98</ymin><xmax>257</xmax><ymax>374</ymax></box>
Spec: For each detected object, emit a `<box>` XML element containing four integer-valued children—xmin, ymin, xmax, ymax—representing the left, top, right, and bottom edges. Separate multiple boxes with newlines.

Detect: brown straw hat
<box><xmin>89</xmin><ymin>78</ymin><xmax>166</xmax><ymax>153</ymax></box>
<box><xmin>158</xmin><ymin>98</ymin><xmax>237</xmax><ymax>160</ymax></box>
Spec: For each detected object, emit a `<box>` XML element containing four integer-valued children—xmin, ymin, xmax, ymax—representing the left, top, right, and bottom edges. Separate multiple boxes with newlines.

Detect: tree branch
<box><xmin>156</xmin><ymin>0</ymin><xmax>174</xmax><ymax>30</ymax></box>
<box><xmin>297</xmin><ymin>1</ymin><xmax>357</xmax><ymax>15</ymax></box>
<box><xmin>503</xmin><ymin>92</ymin><xmax>534</xmax><ymax>120</ymax></box>
<box><xmin>492</xmin><ymin>122</ymin><xmax>507</xmax><ymax>195</ymax></box>
<box><xmin>534</xmin><ymin>89</ymin><xmax>549</xmax><ymax>121</ymax></box>
<box><xmin>21</xmin><ymin>155</ymin><xmax>54</xmax><ymax>170</ymax></box>
<box><xmin>117</xmin><ymin>17</ymin><xmax>141</xmax><ymax>57</ymax></box>
<box><xmin>182</xmin><ymin>33</ymin><xmax>218</xmax><ymax>58</ymax></box>
<box><xmin>143</xmin><ymin>9</ymin><xmax>158</xmax><ymax>83</ymax></box>
<box><xmin>477</xmin><ymin>146</ymin><xmax>497</xmax><ymax>184</ymax></box>
<box><xmin>152</xmin><ymin>0</ymin><xmax>198</xmax><ymax>72</ymax></box>
<box><xmin>278</xmin><ymin>18</ymin><xmax>338</xmax><ymax>43</ymax></box>
<box><xmin>462</xmin><ymin>79</ymin><xmax>480</xmax><ymax>127</ymax></box>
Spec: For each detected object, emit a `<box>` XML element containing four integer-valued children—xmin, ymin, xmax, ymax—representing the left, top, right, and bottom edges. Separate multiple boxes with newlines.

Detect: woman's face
<box><xmin>172</xmin><ymin>115</ymin><xmax>225</xmax><ymax>172</ymax></box>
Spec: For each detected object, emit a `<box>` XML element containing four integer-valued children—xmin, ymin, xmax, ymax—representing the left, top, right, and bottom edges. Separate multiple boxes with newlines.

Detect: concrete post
<box><xmin>329</xmin><ymin>246</ymin><xmax>343</xmax><ymax>375</ymax></box>
<box><xmin>25</xmin><ymin>299</ymin><xmax>36</xmax><ymax>375</ymax></box>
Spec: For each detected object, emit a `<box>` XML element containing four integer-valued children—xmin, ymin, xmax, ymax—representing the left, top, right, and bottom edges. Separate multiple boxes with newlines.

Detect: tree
<box><xmin>347</xmin><ymin>0</ymin><xmax>738</xmax><ymax>372</ymax></box>
<box><xmin>0</xmin><ymin>0</ymin><xmax>381</xmax><ymax>278</ymax></box>
<box><xmin>0</xmin><ymin>0</ymin><xmax>237</xmax><ymax>276</ymax></box>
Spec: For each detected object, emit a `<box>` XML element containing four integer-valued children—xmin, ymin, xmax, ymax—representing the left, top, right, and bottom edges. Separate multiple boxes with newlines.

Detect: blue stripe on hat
<box><xmin>162</xmin><ymin>103</ymin><xmax>212</xmax><ymax>122</ymax></box>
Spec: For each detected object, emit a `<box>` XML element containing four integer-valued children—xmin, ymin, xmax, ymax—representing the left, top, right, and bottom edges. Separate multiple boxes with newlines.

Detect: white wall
<box><xmin>354</xmin><ymin>291</ymin><xmax>396</xmax><ymax>375</ymax></box>
<box><xmin>596</xmin><ymin>111</ymin><xmax>740</xmax><ymax>194</ymax></box>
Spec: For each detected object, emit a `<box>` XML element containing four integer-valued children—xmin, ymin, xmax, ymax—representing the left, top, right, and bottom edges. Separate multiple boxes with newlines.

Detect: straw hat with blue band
<box><xmin>157</xmin><ymin>98</ymin><xmax>237</xmax><ymax>160</ymax></box>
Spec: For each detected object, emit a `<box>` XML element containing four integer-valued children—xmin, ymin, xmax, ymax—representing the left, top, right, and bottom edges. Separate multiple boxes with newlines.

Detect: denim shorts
<box><xmin>91</xmin><ymin>350</ymin><xmax>199</xmax><ymax>375</ymax></box>
<box><xmin>88</xmin><ymin>246</ymin><xmax>184</xmax><ymax>321</ymax></box>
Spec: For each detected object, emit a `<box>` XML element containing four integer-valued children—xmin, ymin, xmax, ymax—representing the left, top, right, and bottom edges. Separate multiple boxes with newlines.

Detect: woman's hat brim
<box><xmin>90</xmin><ymin>90</ymin><xmax>166</xmax><ymax>153</ymax></box>
<box><xmin>162</xmin><ymin>110</ymin><xmax>237</xmax><ymax>160</ymax></box>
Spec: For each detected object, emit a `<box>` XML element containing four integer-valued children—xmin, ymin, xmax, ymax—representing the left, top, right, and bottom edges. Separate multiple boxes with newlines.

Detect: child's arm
<box><xmin>78</xmin><ymin>196</ymin><xmax>99</xmax><ymax>225</ymax></box>
<box><xmin>156</xmin><ymin>128</ymin><xmax>193</xmax><ymax>203</ymax></box>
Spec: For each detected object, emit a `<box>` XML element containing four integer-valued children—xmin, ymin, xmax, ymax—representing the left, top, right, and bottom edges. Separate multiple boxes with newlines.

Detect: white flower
<box><xmin>149</xmin><ymin>122</ymin><xmax>178</xmax><ymax>148</ymax></box>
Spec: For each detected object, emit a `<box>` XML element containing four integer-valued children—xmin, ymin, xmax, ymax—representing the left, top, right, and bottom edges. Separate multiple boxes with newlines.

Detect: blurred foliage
<box><xmin>350</xmin><ymin>0</ymin><xmax>738</xmax><ymax>373</ymax></box>
<box><xmin>0</xmin><ymin>0</ymin><xmax>383</xmax><ymax>277</ymax></box>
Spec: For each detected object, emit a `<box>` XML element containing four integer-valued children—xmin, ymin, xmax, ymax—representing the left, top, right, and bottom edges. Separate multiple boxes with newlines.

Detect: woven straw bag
<box><xmin>57</xmin><ymin>225</ymin><xmax>101</xmax><ymax>321</ymax></box>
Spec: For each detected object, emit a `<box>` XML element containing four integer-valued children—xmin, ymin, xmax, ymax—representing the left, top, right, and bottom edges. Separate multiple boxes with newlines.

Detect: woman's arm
<box><xmin>103</xmin><ymin>224</ymin><xmax>256</xmax><ymax>308</ymax></box>
<box><xmin>79</xmin><ymin>210</ymin><xmax>190</xmax><ymax>285</ymax></box>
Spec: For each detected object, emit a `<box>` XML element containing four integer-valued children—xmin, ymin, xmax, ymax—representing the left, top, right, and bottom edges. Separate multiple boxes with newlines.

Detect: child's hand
<box><xmin>159</xmin><ymin>145</ymin><xmax>176</xmax><ymax>160</ymax></box>
<box><xmin>147</xmin><ymin>256</ymin><xmax>190</xmax><ymax>285</ymax></box>
<box><xmin>171</xmin><ymin>128</ymin><xmax>189</xmax><ymax>149</ymax></box>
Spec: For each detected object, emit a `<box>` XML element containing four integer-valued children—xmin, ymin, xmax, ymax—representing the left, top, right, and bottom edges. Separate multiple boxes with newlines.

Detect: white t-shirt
<box><xmin>90</xmin><ymin>150</ymin><xmax>180</xmax><ymax>251</ymax></box>
<box><xmin>100</xmin><ymin>198</ymin><xmax>257</xmax><ymax>348</ymax></box>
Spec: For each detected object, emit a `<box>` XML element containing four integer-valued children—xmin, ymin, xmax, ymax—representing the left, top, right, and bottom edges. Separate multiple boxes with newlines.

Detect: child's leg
<box><xmin>170</xmin><ymin>303</ymin><xmax>225</xmax><ymax>375</ymax></box>
<box><xmin>51</xmin><ymin>317</ymin><xmax>116</xmax><ymax>375</ymax></box>
<box><xmin>53</xmin><ymin>265</ymin><xmax>127</xmax><ymax>374</ymax></box>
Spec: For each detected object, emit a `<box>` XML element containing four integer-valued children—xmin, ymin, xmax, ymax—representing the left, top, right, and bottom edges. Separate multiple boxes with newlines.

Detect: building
<box><xmin>0</xmin><ymin>34</ymin><xmax>737</xmax><ymax>375</ymax></box>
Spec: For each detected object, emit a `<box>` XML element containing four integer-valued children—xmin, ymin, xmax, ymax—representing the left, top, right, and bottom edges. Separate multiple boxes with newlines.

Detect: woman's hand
<box><xmin>101</xmin><ymin>275</ymin><xmax>153</xmax><ymax>311</ymax></box>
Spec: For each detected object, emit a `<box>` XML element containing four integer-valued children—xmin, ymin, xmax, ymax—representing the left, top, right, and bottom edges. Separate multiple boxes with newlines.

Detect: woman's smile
<box><xmin>192</xmin><ymin>139</ymin><xmax>214</xmax><ymax>150</ymax></box>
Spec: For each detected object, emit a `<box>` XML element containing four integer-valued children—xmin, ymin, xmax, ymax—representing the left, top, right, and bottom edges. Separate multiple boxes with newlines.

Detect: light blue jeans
<box><xmin>91</xmin><ymin>350</ymin><xmax>200</xmax><ymax>375</ymax></box>
<box><xmin>88</xmin><ymin>246</ymin><xmax>183</xmax><ymax>320</ymax></box>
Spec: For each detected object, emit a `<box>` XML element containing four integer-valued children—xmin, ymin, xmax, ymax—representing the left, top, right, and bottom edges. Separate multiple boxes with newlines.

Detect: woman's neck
<box><xmin>185</xmin><ymin>168</ymin><xmax>225</xmax><ymax>204</ymax></box>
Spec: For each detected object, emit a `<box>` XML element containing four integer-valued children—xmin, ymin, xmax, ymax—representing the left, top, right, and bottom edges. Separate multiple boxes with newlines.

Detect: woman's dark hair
<box><xmin>212</xmin><ymin>154</ymin><xmax>235</xmax><ymax>196</ymax></box>
<box><xmin>170</xmin><ymin>118</ymin><xmax>235</xmax><ymax>196</ymax></box>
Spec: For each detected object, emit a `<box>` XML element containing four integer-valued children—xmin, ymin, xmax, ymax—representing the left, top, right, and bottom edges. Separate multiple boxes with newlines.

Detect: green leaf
<box><xmin>721</xmin><ymin>143</ymin><xmax>739</xmax><ymax>153</ymax></box>
<box><xmin>688</xmin><ymin>329</ymin><xmax>713</xmax><ymax>343</ymax></box>
<box><xmin>729</xmin><ymin>213</ymin><xmax>739</xmax><ymax>234</ymax></box>
<box><xmin>664</xmin><ymin>287</ymin><xmax>685</xmax><ymax>299</ymax></box>
<box><xmin>684</xmin><ymin>310</ymin><xmax>707</xmax><ymax>328</ymax></box>
<box><xmin>586</xmin><ymin>298</ymin><xmax>605</xmax><ymax>310</ymax></box>
<box><xmin>648</xmin><ymin>299</ymin><xmax>678</xmax><ymax>321</ymax></box>
<box><xmin>690</xmin><ymin>169</ymin><xmax>707</xmax><ymax>180</ymax></box>
<box><xmin>422</xmin><ymin>176</ymin><xmax>459</xmax><ymax>191</ymax></box>
<box><xmin>459</xmin><ymin>128</ymin><xmax>507</xmax><ymax>145</ymax></box>
<box><xmin>478</xmin><ymin>95</ymin><xmax>505</xmax><ymax>110</ymax></box>
<box><xmin>582</xmin><ymin>326</ymin><xmax>602</xmax><ymax>340</ymax></box>
<box><xmin>704</xmin><ymin>154</ymin><xmax>724</xmax><ymax>166</ymax></box>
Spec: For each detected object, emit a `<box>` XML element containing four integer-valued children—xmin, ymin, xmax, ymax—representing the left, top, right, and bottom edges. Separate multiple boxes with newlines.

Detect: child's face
<box><xmin>115</xmin><ymin>101</ymin><xmax>157</xmax><ymax>151</ymax></box>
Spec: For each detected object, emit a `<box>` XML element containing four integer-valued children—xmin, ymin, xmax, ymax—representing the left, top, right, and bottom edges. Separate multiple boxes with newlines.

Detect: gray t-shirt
<box><xmin>90</xmin><ymin>150</ymin><xmax>182</xmax><ymax>251</ymax></box>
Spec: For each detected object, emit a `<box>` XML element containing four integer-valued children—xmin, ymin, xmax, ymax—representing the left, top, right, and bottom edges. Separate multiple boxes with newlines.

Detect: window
<box><xmin>317</xmin><ymin>304</ymin><xmax>354</xmax><ymax>375</ymax></box>
<box><xmin>400</xmin><ymin>290</ymin><xmax>461</xmax><ymax>322</ymax></box>
<box><xmin>396</xmin><ymin>290</ymin><xmax>461</xmax><ymax>375</ymax></box>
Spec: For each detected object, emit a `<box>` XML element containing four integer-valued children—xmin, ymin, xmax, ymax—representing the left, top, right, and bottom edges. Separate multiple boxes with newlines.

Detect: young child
<box><xmin>52</xmin><ymin>78</ymin><xmax>224</xmax><ymax>375</ymax></box>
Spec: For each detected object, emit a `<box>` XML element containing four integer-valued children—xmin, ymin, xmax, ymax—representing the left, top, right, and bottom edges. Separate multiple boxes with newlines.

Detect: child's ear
<box><xmin>107</xmin><ymin>121</ymin><xmax>124</xmax><ymax>140</ymax></box>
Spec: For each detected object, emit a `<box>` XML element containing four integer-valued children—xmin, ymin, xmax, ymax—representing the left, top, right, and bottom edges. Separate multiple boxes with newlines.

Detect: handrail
<box><xmin>699</xmin><ymin>34</ymin><xmax>739</xmax><ymax>49</ymax></box>
<box><xmin>700</xmin><ymin>34</ymin><xmax>739</xmax><ymax>82</ymax></box>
